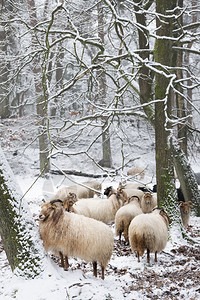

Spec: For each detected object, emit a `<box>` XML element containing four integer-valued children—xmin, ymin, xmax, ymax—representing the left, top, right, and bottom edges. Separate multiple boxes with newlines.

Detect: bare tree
<box><xmin>27</xmin><ymin>0</ymin><xmax>51</xmax><ymax>174</ymax></box>
<box><xmin>97</xmin><ymin>1</ymin><xmax>112</xmax><ymax>168</ymax></box>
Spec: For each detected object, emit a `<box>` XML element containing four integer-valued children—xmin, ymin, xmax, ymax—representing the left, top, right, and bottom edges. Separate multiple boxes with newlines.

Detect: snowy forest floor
<box><xmin>0</xmin><ymin>116</ymin><xmax>200</xmax><ymax>300</ymax></box>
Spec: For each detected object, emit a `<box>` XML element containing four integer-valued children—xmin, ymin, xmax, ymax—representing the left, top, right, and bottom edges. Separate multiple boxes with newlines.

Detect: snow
<box><xmin>0</xmin><ymin>117</ymin><xmax>200</xmax><ymax>300</ymax></box>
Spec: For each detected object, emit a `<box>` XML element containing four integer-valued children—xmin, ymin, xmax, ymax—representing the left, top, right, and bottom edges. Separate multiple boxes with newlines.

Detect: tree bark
<box><xmin>174</xmin><ymin>0</ymin><xmax>188</xmax><ymax>156</ymax></box>
<box><xmin>134</xmin><ymin>0</ymin><xmax>154</xmax><ymax>123</ymax></box>
<box><xmin>97</xmin><ymin>2</ymin><xmax>112</xmax><ymax>168</ymax></box>
<box><xmin>0</xmin><ymin>147</ymin><xmax>46</xmax><ymax>278</ymax></box>
<box><xmin>154</xmin><ymin>0</ymin><xmax>179</xmax><ymax>223</ymax></box>
<box><xmin>28</xmin><ymin>0</ymin><xmax>50</xmax><ymax>174</ymax></box>
<box><xmin>173</xmin><ymin>143</ymin><xmax>200</xmax><ymax>216</ymax></box>
<box><xmin>0</xmin><ymin>4</ymin><xmax>10</xmax><ymax>118</ymax></box>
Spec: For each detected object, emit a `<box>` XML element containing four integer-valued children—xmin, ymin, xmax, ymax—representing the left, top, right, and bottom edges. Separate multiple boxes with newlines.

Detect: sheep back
<box><xmin>122</xmin><ymin>188</ymin><xmax>144</xmax><ymax>199</ymax></box>
<box><xmin>127</xmin><ymin>167</ymin><xmax>145</xmax><ymax>179</ymax></box>
<box><xmin>128</xmin><ymin>209</ymin><xmax>170</xmax><ymax>259</ymax></box>
<box><xmin>71</xmin><ymin>191</ymin><xmax>126</xmax><ymax>223</ymax></box>
<box><xmin>115</xmin><ymin>197</ymin><xmax>142</xmax><ymax>242</ymax></box>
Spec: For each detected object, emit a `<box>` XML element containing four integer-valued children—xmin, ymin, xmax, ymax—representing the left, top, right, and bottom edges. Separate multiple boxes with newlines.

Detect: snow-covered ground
<box><xmin>0</xmin><ymin>117</ymin><xmax>200</xmax><ymax>300</ymax></box>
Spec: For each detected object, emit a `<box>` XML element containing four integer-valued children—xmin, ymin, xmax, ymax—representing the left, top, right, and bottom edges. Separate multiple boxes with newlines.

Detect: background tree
<box><xmin>0</xmin><ymin>1</ymin><xmax>11</xmax><ymax>118</ymax></box>
<box><xmin>27</xmin><ymin>0</ymin><xmax>51</xmax><ymax>174</ymax></box>
<box><xmin>97</xmin><ymin>1</ymin><xmax>112</xmax><ymax>168</ymax></box>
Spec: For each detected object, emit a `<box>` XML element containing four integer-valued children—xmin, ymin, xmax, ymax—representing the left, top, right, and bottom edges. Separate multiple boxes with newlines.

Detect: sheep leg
<box><xmin>155</xmin><ymin>251</ymin><xmax>157</xmax><ymax>263</ymax></box>
<box><xmin>147</xmin><ymin>249</ymin><xmax>150</xmax><ymax>264</ymax></box>
<box><xmin>136</xmin><ymin>251</ymin><xmax>140</xmax><ymax>262</ymax></box>
<box><xmin>59</xmin><ymin>251</ymin><xmax>64</xmax><ymax>268</ymax></box>
<box><xmin>64</xmin><ymin>256</ymin><xmax>69</xmax><ymax>270</ymax></box>
<box><xmin>119</xmin><ymin>232</ymin><xmax>122</xmax><ymax>244</ymax></box>
<box><xmin>124</xmin><ymin>229</ymin><xmax>129</xmax><ymax>245</ymax></box>
<box><xmin>101</xmin><ymin>265</ymin><xmax>105</xmax><ymax>280</ymax></box>
<box><xmin>93</xmin><ymin>261</ymin><xmax>97</xmax><ymax>277</ymax></box>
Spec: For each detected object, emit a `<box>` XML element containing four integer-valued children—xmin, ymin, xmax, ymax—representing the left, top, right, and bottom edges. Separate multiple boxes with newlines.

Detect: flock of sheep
<box><xmin>38</xmin><ymin>178</ymin><xmax>192</xmax><ymax>279</ymax></box>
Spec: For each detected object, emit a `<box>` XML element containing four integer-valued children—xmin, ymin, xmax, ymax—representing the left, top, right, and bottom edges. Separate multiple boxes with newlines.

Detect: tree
<box><xmin>97</xmin><ymin>1</ymin><xmax>112</xmax><ymax>168</ymax></box>
<box><xmin>27</xmin><ymin>0</ymin><xmax>51</xmax><ymax>174</ymax></box>
<box><xmin>0</xmin><ymin>146</ymin><xmax>46</xmax><ymax>278</ymax></box>
<box><xmin>0</xmin><ymin>1</ymin><xmax>10</xmax><ymax>118</ymax></box>
<box><xmin>153</xmin><ymin>0</ymin><xmax>178</xmax><ymax>220</ymax></box>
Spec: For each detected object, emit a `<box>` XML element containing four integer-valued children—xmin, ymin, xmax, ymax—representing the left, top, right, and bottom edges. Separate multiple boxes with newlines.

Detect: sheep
<box><xmin>117</xmin><ymin>182</ymin><xmax>144</xmax><ymax>200</ymax></box>
<box><xmin>82</xmin><ymin>180</ymin><xmax>102</xmax><ymax>197</ymax></box>
<box><xmin>51</xmin><ymin>180</ymin><xmax>102</xmax><ymax>202</ymax></box>
<box><xmin>140</xmin><ymin>192</ymin><xmax>157</xmax><ymax>213</ymax></box>
<box><xmin>118</xmin><ymin>181</ymin><xmax>145</xmax><ymax>190</ymax></box>
<box><xmin>54</xmin><ymin>192</ymin><xmax>78</xmax><ymax>211</ymax></box>
<box><xmin>104</xmin><ymin>186</ymin><xmax>117</xmax><ymax>198</ymax></box>
<box><xmin>122</xmin><ymin>188</ymin><xmax>144</xmax><ymax>200</ymax></box>
<box><xmin>179</xmin><ymin>201</ymin><xmax>192</xmax><ymax>229</ymax></box>
<box><xmin>115</xmin><ymin>196</ymin><xmax>143</xmax><ymax>244</ymax></box>
<box><xmin>39</xmin><ymin>202</ymin><xmax>114</xmax><ymax>279</ymax></box>
<box><xmin>128</xmin><ymin>208</ymin><xmax>171</xmax><ymax>263</ymax></box>
<box><xmin>62</xmin><ymin>189</ymin><xmax>128</xmax><ymax>224</ymax></box>
<box><xmin>127</xmin><ymin>167</ymin><xmax>145</xmax><ymax>179</ymax></box>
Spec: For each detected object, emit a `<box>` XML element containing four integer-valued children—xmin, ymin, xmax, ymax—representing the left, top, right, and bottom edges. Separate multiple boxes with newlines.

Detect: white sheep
<box><xmin>128</xmin><ymin>208</ymin><xmax>171</xmax><ymax>263</ymax></box>
<box><xmin>82</xmin><ymin>180</ymin><xmax>102</xmax><ymax>197</ymax></box>
<box><xmin>118</xmin><ymin>181</ymin><xmax>145</xmax><ymax>190</ymax></box>
<box><xmin>51</xmin><ymin>180</ymin><xmax>102</xmax><ymax>201</ymax></box>
<box><xmin>115</xmin><ymin>196</ymin><xmax>143</xmax><ymax>244</ymax></box>
<box><xmin>127</xmin><ymin>167</ymin><xmax>145</xmax><ymax>179</ymax></box>
<box><xmin>140</xmin><ymin>192</ymin><xmax>157</xmax><ymax>213</ymax></box>
<box><xmin>39</xmin><ymin>202</ymin><xmax>114</xmax><ymax>279</ymax></box>
<box><xmin>122</xmin><ymin>188</ymin><xmax>144</xmax><ymax>200</ymax></box>
<box><xmin>62</xmin><ymin>189</ymin><xmax>128</xmax><ymax>224</ymax></box>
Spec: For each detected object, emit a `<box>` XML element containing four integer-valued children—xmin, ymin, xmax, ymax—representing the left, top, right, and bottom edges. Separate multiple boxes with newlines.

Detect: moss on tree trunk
<box><xmin>0</xmin><ymin>147</ymin><xmax>46</xmax><ymax>278</ymax></box>
<box><xmin>154</xmin><ymin>0</ymin><xmax>180</xmax><ymax>224</ymax></box>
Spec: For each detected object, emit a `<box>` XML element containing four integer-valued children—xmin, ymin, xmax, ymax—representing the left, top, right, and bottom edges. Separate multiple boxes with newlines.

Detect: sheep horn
<box><xmin>50</xmin><ymin>199</ymin><xmax>63</xmax><ymax>205</ymax></box>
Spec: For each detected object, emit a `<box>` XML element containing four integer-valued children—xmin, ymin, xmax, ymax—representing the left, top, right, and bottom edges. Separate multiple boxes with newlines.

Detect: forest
<box><xmin>0</xmin><ymin>0</ymin><xmax>200</xmax><ymax>299</ymax></box>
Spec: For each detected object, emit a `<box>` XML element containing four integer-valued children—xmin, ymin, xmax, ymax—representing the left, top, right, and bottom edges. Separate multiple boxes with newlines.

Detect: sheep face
<box><xmin>62</xmin><ymin>192</ymin><xmax>77</xmax><ymax>212</ymax></box>
<box><xmin>39</xmin><ymin>203</ymin><xmax>56</xmax><ymax>222</ymax></box>
<box><xmin>143</xmin><ymin>192</ymin><xmax>153</xmax><ymax>205</ymax></box>
<box><xmin>116</xmin><ymin>188</ymin><xmax>128</xmax><ymax>204</ymax></box>
<box><xmin>39</xmin><ymin>202</ymin><xmax>64</xmax><ymax>223</ymax></box>
<box><xmin>104</xmin><ymin>186</ymin><xmax>114</xmax><ymax>197</ymax></box>
<box><xmin>179</xmin><ymin>201</ymin><xmax>192</xmax><ymax>214</ymax></box>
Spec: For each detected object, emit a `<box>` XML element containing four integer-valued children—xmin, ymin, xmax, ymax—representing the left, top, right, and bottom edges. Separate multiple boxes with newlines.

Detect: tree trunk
<box><xmin>28</xmin><ymin>0</ymin><xmax>50</xmax><ymax>174</ymax></box>
<box><xmin>0</xmin><ymin>147</ymin><xmax>46</xmax><ymax>278</ymax></box>
<box><xmin>134</xmin><ymin>0</ymin><xmax>154</xmax><ymax>123</ymax></box>
<box><xmin>97</xmin><ymin>2</ymin><xmax>112</xmax><ymax>168</ymax></box>
<box><xmin>154</xmin><ymin>0</ymin><xmax>179</xmax><ymax>223</ymax></box>
<box><xmin>175</xmin><ymin>0</ymin><xmax>188</xmax><ymax>156</ymax></box>
<box><xmin>0</xmin><ymin>23</ymin><xmax>10</xmax><ymax>118</ymax></box>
